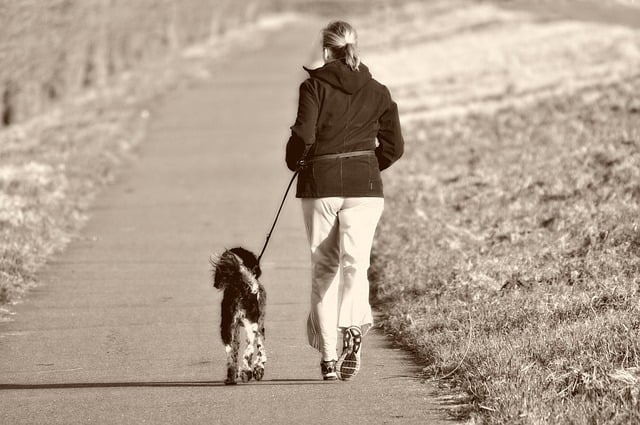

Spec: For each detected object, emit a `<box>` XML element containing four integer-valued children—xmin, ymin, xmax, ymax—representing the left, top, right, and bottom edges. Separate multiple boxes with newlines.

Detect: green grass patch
<box><xmin>371</xmin><ymin>77</ymin><xmax>640</xmax><ymax>423</ymax></box>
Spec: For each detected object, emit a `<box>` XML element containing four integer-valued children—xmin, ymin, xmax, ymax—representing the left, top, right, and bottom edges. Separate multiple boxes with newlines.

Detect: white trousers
<box><xmin>301</xmin><ymin>197</ymin><xmax>384</xmax><ymax>361</ymax></box>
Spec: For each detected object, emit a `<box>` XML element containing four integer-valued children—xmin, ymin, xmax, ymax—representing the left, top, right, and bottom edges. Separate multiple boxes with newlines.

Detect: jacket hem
<box><xmin>296</xmin><ymin>192</ymin><xmax>384</xmax><ymax>198</ymax></box>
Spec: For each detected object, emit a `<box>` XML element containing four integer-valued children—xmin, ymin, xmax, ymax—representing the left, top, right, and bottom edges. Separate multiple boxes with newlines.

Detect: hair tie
<box><xmin>343</xmin><ymin>32</ymin><xmax>356</xmax><ymax>46</ymax></box>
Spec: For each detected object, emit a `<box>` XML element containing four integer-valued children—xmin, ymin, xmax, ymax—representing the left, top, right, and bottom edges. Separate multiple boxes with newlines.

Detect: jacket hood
<box><xmin>304</xmin><ymin>60</ymin><xmax>372</xmax><ymax>94</ymax></box>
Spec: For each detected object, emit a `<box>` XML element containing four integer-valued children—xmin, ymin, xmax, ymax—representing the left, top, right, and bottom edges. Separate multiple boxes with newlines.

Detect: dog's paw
<box><xmin>225</xmin><ymin>368</ymin><xmax>237</xmax><ymax>385</ymax></box>
<box><xmin>253</xmin><ymin>365</ymin><xmax>265</xmax><ymax>381</ymax></box>
<box><xmin>240</xmin><ymin>369</ymin><xmax>253</xmax><ymax>383</ymax></box>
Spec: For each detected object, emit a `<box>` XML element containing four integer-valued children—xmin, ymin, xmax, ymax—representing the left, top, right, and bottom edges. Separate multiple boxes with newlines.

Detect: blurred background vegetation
<box><xmin>0</xmin><ymin>0</ymin><xmax>264</xmax><ymax>127</ymax></box>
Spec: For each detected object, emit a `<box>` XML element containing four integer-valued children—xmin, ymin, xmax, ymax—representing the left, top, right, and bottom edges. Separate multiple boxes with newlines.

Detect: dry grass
<box><xmin>360</xmin><ymin>1</ymin><xmax>640</xmax><ymax>122</ymax></box>
<box><xmin>0</xmin><ymin>11</ymin><xmax>291</xmax><ymax>313</ymax></box>
<box><xmin>371</xmin><ymin>79</ymin><xmax>640</xmax><ymax>423</ymax></box>
<box><xmin>0</xmin><ymin>66</ymin><xmax>163</xmax><ymax>308</ymax></box>
<box><xmin>361</xmin><ymin>1</ymin><xmax>640</xmax><ymax>423</ymax></box>
<box><xmin>0</xmin><ymin>0</ymin><xmax>260</xmax><ymax>126</ymax></box>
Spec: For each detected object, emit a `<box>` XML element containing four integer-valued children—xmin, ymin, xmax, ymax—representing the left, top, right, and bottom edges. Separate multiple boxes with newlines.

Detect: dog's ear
<box><xmin>209</xmin><ymin>254</ymin><xmax>224</xmax><ymax>289</ymax></box>
<box><xmin>210</xmin><ymin>251</ymin><xmax>240</xmax><ymax>289</ymax></box>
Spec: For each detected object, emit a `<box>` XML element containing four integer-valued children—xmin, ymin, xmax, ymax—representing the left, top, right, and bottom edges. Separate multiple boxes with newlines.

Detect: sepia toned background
<box><xmin>1</xmin><ymin>1</ymin><xmax>639</xmax><ymax>423</ymax></box>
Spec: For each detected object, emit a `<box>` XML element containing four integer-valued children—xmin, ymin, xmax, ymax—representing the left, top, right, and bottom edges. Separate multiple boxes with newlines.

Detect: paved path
<box><xmin>0</xmin><ymin>19</ymin><xmax>451</xmax><ymax>425</ymax></box>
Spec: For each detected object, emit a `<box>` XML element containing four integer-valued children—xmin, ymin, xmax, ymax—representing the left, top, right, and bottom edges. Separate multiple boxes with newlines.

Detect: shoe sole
<box><xmin>337</xmin><ymin>327</ymin><xmax>361</xmax><ymax>381</ymax></box>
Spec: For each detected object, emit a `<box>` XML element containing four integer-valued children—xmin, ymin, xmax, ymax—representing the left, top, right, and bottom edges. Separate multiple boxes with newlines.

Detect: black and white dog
<box><xmin>210</xmin><ymin>247</ymin><xmax>266</xmax><ymax>385</ymax></box>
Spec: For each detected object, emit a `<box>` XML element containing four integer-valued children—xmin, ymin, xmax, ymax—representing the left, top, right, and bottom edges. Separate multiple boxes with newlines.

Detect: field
<box><xmin>358</xmin><ymin>1</ymin><xmax>640</xmax><ymax>423</ymax></box>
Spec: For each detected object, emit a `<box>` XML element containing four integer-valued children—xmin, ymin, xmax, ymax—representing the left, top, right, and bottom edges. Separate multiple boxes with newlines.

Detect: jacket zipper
<box><xmin>341</xmin><ymin>96</ymin><xmax>352</xmax><ymax>194</ymax></box>
<box><xmin>343</xmin><ymin>96</ymin><xmax>352</xmax><ymax>151</ymax></box>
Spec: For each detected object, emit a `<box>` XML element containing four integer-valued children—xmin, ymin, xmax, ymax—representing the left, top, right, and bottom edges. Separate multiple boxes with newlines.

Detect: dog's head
<box><xmin>210</xmin><ymin>247</ymin><xmax>262</xmax><ymax>290</ymax></box>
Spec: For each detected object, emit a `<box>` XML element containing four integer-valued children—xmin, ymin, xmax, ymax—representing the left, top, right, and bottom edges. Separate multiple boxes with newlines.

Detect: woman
<box><xmin>286</xmin><ymin>21</ymin><xmax>404</xmax><ymax>381</ymax></box>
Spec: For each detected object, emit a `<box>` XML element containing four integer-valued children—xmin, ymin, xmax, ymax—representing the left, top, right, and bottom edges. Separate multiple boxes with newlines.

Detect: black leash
<box><xmin>257</xmin><ymin>170</ymin><xmax>299</xmax><ymax>263</ymax></box>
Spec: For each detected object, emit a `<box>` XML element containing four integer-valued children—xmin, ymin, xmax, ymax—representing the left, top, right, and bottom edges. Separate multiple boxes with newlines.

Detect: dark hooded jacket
<box><xmin>286</xmin><ymin>59</ymin><xmax>404</xmax><ymax>198</ymax></box>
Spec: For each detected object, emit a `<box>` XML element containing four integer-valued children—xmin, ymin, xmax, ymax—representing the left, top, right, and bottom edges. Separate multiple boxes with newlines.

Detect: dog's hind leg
<box><xmin>240</xmin><ymin>319</ymin><xmax>257</xmax><ymax>382</ymax></box>
<box><xmin>253</xmin><ymin>324</ymin><xmax>267</xmax><ymax>381</ymax></box>
<box><xmin>253</xmin><ymin>293</ymin><xmax>267</xmax><ymax>381</ymax></box>
<box><xmin>221</xmin><ymin>308</ymin><xmax>240</xmax><ymax>385</ymax></box>
<box><xmin>227</xmin><ymin>322</ymin><xmax>241</xmax><ymax>385</ymax></box>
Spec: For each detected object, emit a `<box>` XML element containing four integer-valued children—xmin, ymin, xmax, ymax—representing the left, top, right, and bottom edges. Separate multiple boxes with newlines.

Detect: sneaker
<box><xmin>321</xmin><ymin>360</ymin><xmax>338</xmax><ymax>381</ymax></box>
<box><xmin>336</xmin><ymin>326</ymin><xmax>362</xmax><ymax>381</ymax></box>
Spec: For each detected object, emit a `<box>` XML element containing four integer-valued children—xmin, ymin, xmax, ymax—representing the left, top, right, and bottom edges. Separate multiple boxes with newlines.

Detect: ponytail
<box><xmin>322</xmin><ymin>21</ymin><xmax>361</xmax><ymax>71</ymax></box>
<box><xmin>344</xmin><ymin>43</ymin><xmax>360</xmax><ymax>71</ymax></box>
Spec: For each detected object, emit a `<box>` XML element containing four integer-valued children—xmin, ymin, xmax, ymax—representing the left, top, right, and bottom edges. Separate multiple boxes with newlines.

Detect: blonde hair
<box><xmin>322</xmin><ymin>21</ymin><xmax>360</xmax><ymax>71</ymax></box>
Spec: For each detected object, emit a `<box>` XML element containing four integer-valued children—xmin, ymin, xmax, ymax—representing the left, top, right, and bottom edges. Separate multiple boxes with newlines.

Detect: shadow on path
<box><xmin>0</xmin><ymin>379</ymin><xmax>326</xmax><ymax>390</ymax></box>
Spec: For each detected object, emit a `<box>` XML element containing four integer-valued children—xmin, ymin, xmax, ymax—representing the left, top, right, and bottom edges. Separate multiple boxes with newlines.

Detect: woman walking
<box><xmin>286</xmin><ymin>21</ymin><xmax>404</xmax><ymax>381</ymax></box>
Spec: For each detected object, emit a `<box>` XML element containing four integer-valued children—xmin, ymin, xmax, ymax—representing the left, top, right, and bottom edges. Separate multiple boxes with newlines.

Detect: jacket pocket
<box><xmin>313</xmin><ymin>160</ymin><xmax>342</xmax><ymax>194</ymax></box>
<box><xmin>342</xmin><ymin>156</ymin><xmax>372</xmax><ymax>194</ymax></box>
<box><xmin>368</xmin><ymin>156</ymin><xmax>383</xmax><ymax>193</ymax></box>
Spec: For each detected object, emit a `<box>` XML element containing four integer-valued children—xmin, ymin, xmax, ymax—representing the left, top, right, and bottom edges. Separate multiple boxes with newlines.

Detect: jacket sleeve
<box><xmin>375</xmin><ymin>91</ymin><xmax>404</xmax><ymax>171</ymax></box>
<box><xmin>286</xmin><ymin>80</ymin><xmax>319</xmax><ymax>171</ymax></box>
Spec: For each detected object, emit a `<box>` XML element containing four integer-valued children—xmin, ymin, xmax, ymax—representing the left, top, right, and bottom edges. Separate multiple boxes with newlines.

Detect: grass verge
<box><xmin>371</xmin><ymin>76</ymin><xmax>640</xmax><ymax>423</ymax></box>
<box><xmin>0</xmin><ymin>16</ymin><xmax>285</xmax><ymax>312</ymax></box>
<box><xmin>0</xmin><ymin>64</ymin><xmax>171</xmax><ymax>308</ymax></box>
